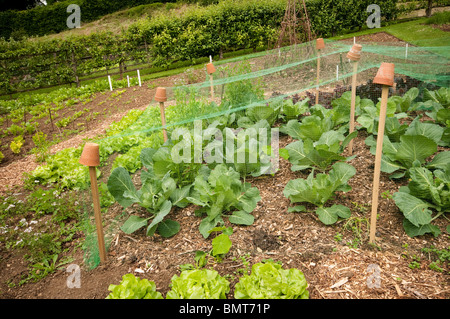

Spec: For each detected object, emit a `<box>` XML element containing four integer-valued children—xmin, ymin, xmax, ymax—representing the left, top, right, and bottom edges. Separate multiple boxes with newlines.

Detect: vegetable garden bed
<box><xmin>0</xmin><ymin>33</ymin><xmax>448</xmax><ymax>301</ymax></box>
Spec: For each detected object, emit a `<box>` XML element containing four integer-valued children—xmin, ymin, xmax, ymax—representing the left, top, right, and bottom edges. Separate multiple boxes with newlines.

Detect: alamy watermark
<box><xmin>366</xmin><ymin>4</ymin><xmax>381</xmax><ymax>29</ymax></box>
<box><xmin>366</xmin><ymin>263</ymin><xmax>381</xmax><ymax>288</ymax></box>
<box><xmin>66</xmin><ymin>264</ymin><xmax>81</xmax><ymax>288</ymax></box>
<box><xmin>66</xmin><ymin>4</ymin><xmax>81</xmax><ymax>29</ymax></box>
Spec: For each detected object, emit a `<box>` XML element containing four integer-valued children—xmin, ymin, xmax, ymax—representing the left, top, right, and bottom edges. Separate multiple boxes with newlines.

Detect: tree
<box><xmin>425</xmin><ymin>0</ymin><xmax>433</xmax><ymax>18</ymax></box>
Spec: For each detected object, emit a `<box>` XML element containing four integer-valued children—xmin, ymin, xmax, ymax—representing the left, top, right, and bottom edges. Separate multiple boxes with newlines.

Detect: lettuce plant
<box><xmin>166</xmin><ymin>268</ymin><xmax>230</xmax><ymax>299</ymax></box>
<box><xmin>187</xmin><ymin>164</ymin><xmax>261</xmax><ymax>238</ymax></box>
<box><xmin>393</xmin><ymin>165</ymin><xmax>450</xmax><ymax>238</ymax></box>
<box><xmin>106</xmin><ymin>274</ymin><xmax>163</xmax><ymax>299</ymax></box>
<box><xmin>283</xmin><ymin>162</ymin><xmax>355</xmax><ymax>225</ymax></box>
<box><xmin>234</xmin><ymin>260</ymin><xmax>309</xmax><ymax>299</ymax></box>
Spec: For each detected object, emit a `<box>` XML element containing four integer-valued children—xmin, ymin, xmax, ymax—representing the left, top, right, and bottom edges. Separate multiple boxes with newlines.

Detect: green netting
<box><xmin>83</xmin><ymin>37</ymin><xmax>450</xmax><ymax>269</ymax></box>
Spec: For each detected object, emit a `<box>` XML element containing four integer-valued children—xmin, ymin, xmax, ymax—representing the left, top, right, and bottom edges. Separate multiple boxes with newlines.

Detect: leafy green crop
<box><xmin>390</xmin><ymin>87</ymin><xmax>419</xmax><ymax>113</ymax></box>
<box><xmin>283</xmin><ymin>115</ymin><xmax>334</xmax><ymax>142</ymax></box>
<box><xmin>166</xmin><ymin>268</ymin><xmax>230</xmax><ymax>299</ymax></box>
<box><xmin>239</xmin><ymin>100</ymin><xmax>281</xmax><ymax>128</ymax></box>
<box><xmin>187</xmin><ymin>164</ymin><xmax>261</xmax><ymax>238</ymax></box>
<box><xmin>107</xmin><ymin>167</ymin><xmax>191</xmax><ymax>238</ymax></box>
<box><xmin>423</xmin><ymin>87</ymin><xmax>449</xmax><ymax>108</ymax></box>
<box><xmin>282</xmin><ymin>97</ymin><xmax>309</xmax><ymax>121</ymax></box>
<box><xmin>365</xmin><ymin>118</ymin><xmax>448</xmax><ymax>178</ymax></box>
<box><xmin>234</xmin><ymin>260</ymin><xmax>309</xmax><ymax>299</ymax></box>
<box><xmin>217</xmin><ymin>122</ymin><xmax>276</xmax><ymax>177</ymax></box>
<box><xmin>281</xmin><ymin>130</ymin><xmax>357</xmax><ymax>172</ymax></box>
<box><xmin>10</xmin><ymin>135</ymin><xmax>24</xmax><ymax>154</ymax></box>
<box><xmin>283</xmin><ymin>162</ymin><xmax>355</xmax><ymax>225</ymax></box>
<box><xmin>393</xmin><ymin>165</ymin><xmax>450</xmax><ymax>238</ymax></box>
<box><xmin>106</xmin><ymin>274</ymin><xmax>163</xmax><ymax>299</ymax></box>
<box><xmin>282</xmin><ymin>101</ymin><xmax>351</xmax><ymax>142</ymax></box>
<box><xmin>141</xmin><ymin>142</ymin><xmax>202</xmax><ymax>187</ymax></box>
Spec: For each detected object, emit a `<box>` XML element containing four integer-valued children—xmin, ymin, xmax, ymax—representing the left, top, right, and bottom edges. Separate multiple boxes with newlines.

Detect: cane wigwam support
<box><xmin>79</xmin><ymin>142</ymin><xmax>107</xmax><ymax>263</ymax></box>
<box><xmin>369</xmin><ymin>62</ymin><xmax>395</xmax><ymax>244</ymax></box>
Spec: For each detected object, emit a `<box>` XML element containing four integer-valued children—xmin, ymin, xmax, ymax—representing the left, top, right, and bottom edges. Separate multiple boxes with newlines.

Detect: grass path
<box><xmin>331</xmin><ymin>17</ymin><xmax>449</xmax><ymax>48</ymax></box>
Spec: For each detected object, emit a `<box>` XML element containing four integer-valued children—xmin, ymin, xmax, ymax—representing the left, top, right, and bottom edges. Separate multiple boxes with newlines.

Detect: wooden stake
<box><xmin>315</xmin><ymin>50</ymin><xmax>321</xmax><ymax>105</ymax></box>
<box><xmin>209</xmin><ymin>74</ymin><xmax>214</xmax><ymax>100</ymax></box>
<box><xmin>159</xmin><ymin>101</ymin><xmax>168</xmax><ymax>142</ymax></box>
<box><xmin>79</xmin><ymin>143</ymin><xmax>106</xmax><ymax>264</ymax></box>
<box><xmin>88</xmin><ymin>166</ymin><xmax>107</xmax><ymax>263</ymax></box>
<box><xmin>369</xmin><ymin>85</ymin><xmax>389</xmax><ymax>243</ymax></box>
<box><xmin>206</xmin><ymin>62</ymin><xmax>216</xmax><ymax>101</ymax></box>
<box><xmin>348</xmin><ymin>61</ymin><xmax>359</xmax><ymax>155</ymax></box>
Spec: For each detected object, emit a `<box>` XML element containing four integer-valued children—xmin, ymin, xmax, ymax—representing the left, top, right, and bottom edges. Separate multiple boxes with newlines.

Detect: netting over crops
<box><xmin>82</xmin><ymin>37</ymin><xmax>450</xmax><ymax>269</ymax></box>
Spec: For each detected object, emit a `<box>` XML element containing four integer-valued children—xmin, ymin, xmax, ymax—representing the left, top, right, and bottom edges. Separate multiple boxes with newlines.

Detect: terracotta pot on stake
<box><xmin>346</xmin><ymin>43</ymin><xmax>363</xmax><ymax>155</ymax></box>
<box><xmin>79</xmin><ymin>143</ymin><xmax>107</xmax><ymax>263</ymax></box>
<box><xmin>315</xmin><ymin>38</ymin><xmax>325</xmax><ymax>105</ymax></box>
<box><xmin>206</xmin><ymin>61</ymin><xmax>216</xmax><ymax>100</ymax></box>
<box><xmin>155</xmin><ymin>87</ymin><xmax>168</xmax><ymax>142</ymax></box>
<box><xmin>369</xmin><ymin>62</ymin><xmax>395</xmax><ymax>244</ymax></box>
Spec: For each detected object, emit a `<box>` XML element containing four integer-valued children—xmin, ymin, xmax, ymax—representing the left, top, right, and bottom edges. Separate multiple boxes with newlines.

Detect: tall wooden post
<box><xmin>369</xmin><ymin>62</ymin><xmax>395</xmax><ymax>244</ymax></box>
<box><xmin>206</xmin><ymin>60</ymin><xmax>216</xmax><ymax>101</ymax></box>
<box><xmin>315</xmin><ymin>38</ymin><xmax>325</xmax><ymax>105</ymax></box>
<box><xmin>79</xmin><ymin>143</ymin><xmax>107</xmax><ymax>263</ymax></box>
<box><xmin>155</xmin><ymin>87</ymin><xmax>168</xmax><ymax>142</ymax></box>
<box><xmin>346</xmin><ymin>43</ymin><xmax>362</xmax><ymax>155</ymax></box>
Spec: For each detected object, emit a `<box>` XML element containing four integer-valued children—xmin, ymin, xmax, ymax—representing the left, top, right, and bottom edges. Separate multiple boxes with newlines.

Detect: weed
<box><xmin>342</xmin><ymin>215</ymin><xmax>369</xmax><ymax>248</ymax></box>
<box><xmin>422</xmin><ymin>246</ymin><xmax>449</xmax><ymax>273</ymax></box>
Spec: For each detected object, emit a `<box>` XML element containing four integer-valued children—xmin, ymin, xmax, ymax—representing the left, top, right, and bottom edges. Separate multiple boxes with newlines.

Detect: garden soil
<box><xmin>0</xmin><ymin>33</ymin><xmax>448</xmax><ymax>300</ymax></box>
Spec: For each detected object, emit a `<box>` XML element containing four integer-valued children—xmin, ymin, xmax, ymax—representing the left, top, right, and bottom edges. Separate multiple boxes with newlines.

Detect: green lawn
<box><xmin>331</xmin><ymin>17</ymin><xmax>449</xmax><ymax>47</ymax></box>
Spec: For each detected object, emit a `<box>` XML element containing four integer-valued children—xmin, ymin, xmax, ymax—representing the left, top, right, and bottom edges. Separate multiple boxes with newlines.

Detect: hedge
<box><xmin>0</xmin><ymin>0</ymin><xmax>177</xmax><ymax>40</ymax></box>
<box><xmin>0</xmin><ymin>0</ymin><xmax>401</xmax><ymax>95</ymax></box>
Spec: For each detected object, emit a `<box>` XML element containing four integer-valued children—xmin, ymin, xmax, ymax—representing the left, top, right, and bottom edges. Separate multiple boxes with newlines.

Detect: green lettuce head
<box><xmin>234</xmin><ymin>260</ymin><xmax>309</xmax><ymax>299</ymax></box>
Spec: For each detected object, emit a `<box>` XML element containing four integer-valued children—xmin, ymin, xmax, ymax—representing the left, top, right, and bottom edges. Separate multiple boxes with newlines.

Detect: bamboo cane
<box><xmin>348</xmin><ymin>61</ymin><xmax>359</xmax><ymax>155</ymax></box>
<box><xmin>315</xmin><ymin>38</ymin><xmax>325</xmax><ymax>105</ymax></box>
<box><xmin>155</xmin><ymin>87</ymin><xmax>168</xmax><ymax>142</ymax></box>
<box><xmin>369</xmin><ymin>62</ymin><xmax>395</xmax><ymax>244</ymax></box>
<box><xmin>346</xmin><ymin>43</ymin><xmax>362</xmax><ymax>155</ymax></box>
<box><xmin>316</xmin><ymin>50</ymin><xmax>321</xmax><ymax>105</ymax></box>
<box><xmin>159</xmin><ymin>101</ymin><xmax>168</xmax><ymax>142</ymax></box>
<box><xmin>88</xmin><ymin>166</ymin><xmax>107</xmax><ymax>263</ymax></box>
<box><xmin>206</xmin><ymin>62</ymin><xmax>216</xmax><ymax>101</ymax></box>
<box><xmin>79</xmin><ymin>143</ymin><xmax>107</xmax><ymax>263</ymax></box>
<box><xmin>369</xmin><ymin>85</ymin><xmax>389</xmax><ymax>243</ymax></box>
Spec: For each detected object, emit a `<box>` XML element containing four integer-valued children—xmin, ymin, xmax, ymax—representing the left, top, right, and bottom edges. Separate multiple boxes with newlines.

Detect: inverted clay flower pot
<box><xmin>79</xmin><ymin>143</ymin><xmax>100</xmax><ymax>167</ymax></box>
<box><xmin>206</xmin><ymin>62</ymin><xmax>216</xmax><ymax>74</ymax></box>
<box><xmin>154</xmin><ymin>87</ymin><xmax>167</xmax><ymax>102</ymax></box>
<box><xmin>347</xmin><ymin>44</ymin><xmax>362</xmax><ymax>62</ymax></box>
<box><xmin>316</xmin><ymin>38</ymin><xmax>325</xmax><ymax>50</ymax></box>
<box><xmin>373</xmin><ymin>62</ymin><xmax>395</xmax><ymax>87</ymax></box>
